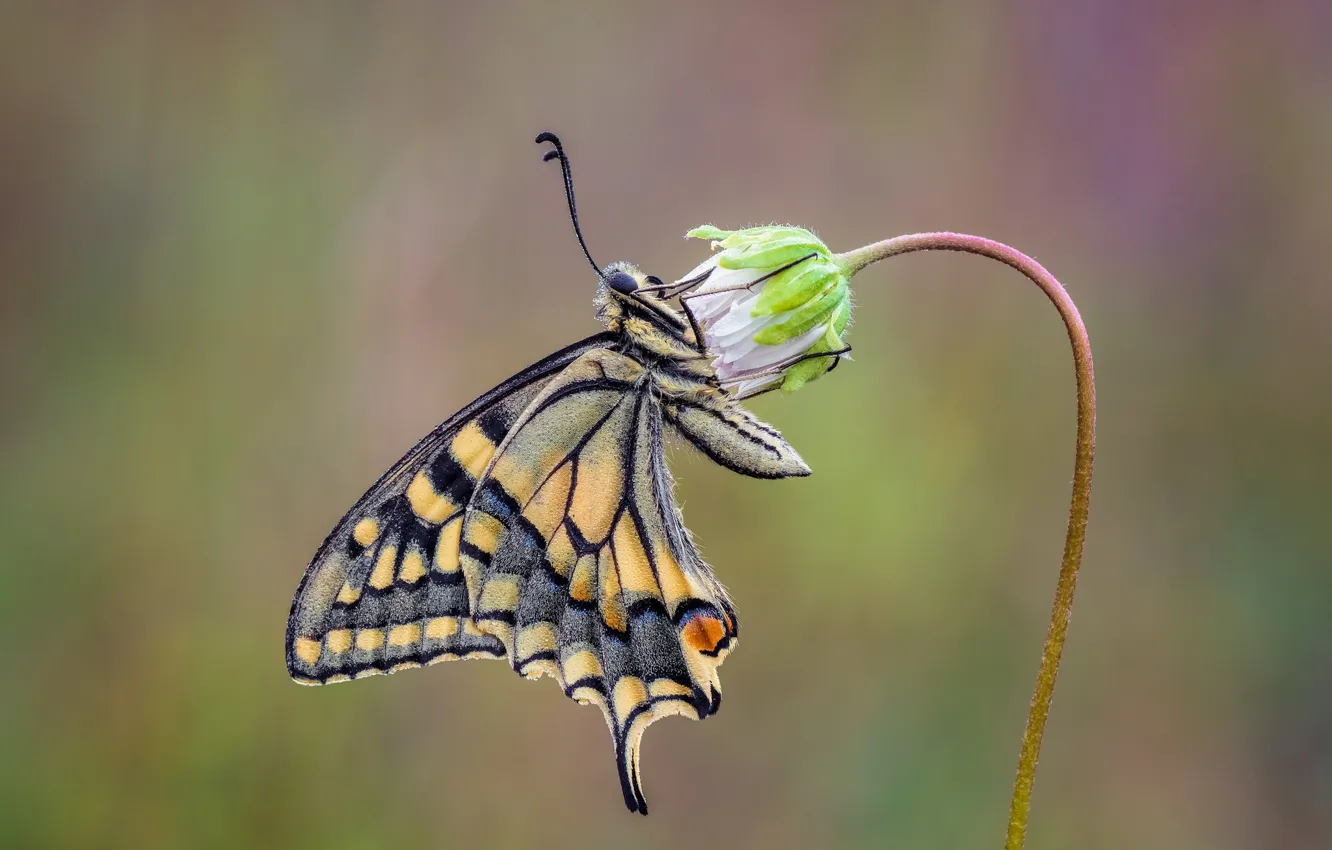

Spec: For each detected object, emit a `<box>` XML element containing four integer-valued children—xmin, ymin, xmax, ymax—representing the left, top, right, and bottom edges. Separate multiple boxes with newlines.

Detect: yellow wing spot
<box><xmin>398</xmin><ymin>548</ymin><xmax>427</xmax><ymax>584</ymax></box>
<box><xmin>570</xmin><ymin>554</ymin><xmax>598</xmax><ymax>603</ymax></box>
<box><xmin>294</xmin><ymin>637</ymin><xmax>322</xmax><ymax>665</ymax></box>
<box><xmin>369</xmin><ymin>545</ymin><xmax>397</xmax><ymax>590</ymax></box>
<box><xmin>523</xmin><ymin>462</ymin><xmax>573</xmax><ymax>541</ymax></box>
<box><xmin>612</xmin><ymin>514</ymin><xmax>657</xmax><ymax>596</ymax></box>
<box><xmin>326</xmin><ymin>629</ymin><xmax>353</xmax><ymax>654</ymax></box>
<box><xmin>353</xmin><ymin>518</ymin><xmax>380</xmax><ymax>547</ymax></box>
<box><xmin>521</xmin><ymin>659</ymin><xmax>559</xmax><ymax>681</ymax></box>
<box><xmin>568</xmin><ymin>450</ymin><xmax>624</xmax><ymax>544</ymax></box>
<box><xmin>612</xmin><ymin>676</ymin><xmax>649</xmax><ymax>723</ymax></box>
<box><xmin>599</xmin><ymin>547</ymin><xmax>628</xmax><ymax>632</ymax></box>
<box><xmin>649</xmin><ymin>678</ymin><xmax>693</xmax><ymax>699</ymax></box>
<box><xmin>355</xmin><ymin>629</ymin><xmax>384</xmax><ymax>651</ymax></box>
<box><xmin>388</xmin><ymin>623</ymin><xmax>421</xmax><ymax>647</ymax></box>
<box><xmin>479</xmin><ymin>575</ymin><xmax>520</xmax><ymax>613</ymax></box>
<box><xmin>434</xmin><ymin>518</ymin><xmax>462</xmax><ymax>572</ymax></box>
<box><xmin>562</xmin><ymin>650</ymin><xmax>604</xmax><ymax>683</ymax></box>
<box><xmin>571</xmin><ymin>687</ymin><xmax>606</xmax><ymax>709</ymax></box>
<box><xmin>462</xmin><ymin>619</ymin><xmax>486</xmax><ymax>637</ymax></box>
<box><xmin>516</xmin><ymin>623</ymin><xmax>557</xmax><ymax>660</ymax></box>
<box><xmin>461</xmin><ymin>557</ymin><xmax>483</xmax><ymax>607</ymax></box>
<box><xmin>407</xmin><ymin>471</ymin><xmax>456</xmax><ymax>524</ymax></box>
<box><xmin>463</xmin><ymin>513</ymin><xmax>504</xmax><ymax>557</ymax></box>
<box><xmin>450</xmin><ymin>422</ymin><xmax>496</xmax><ymax>479</ymax></box>
<box><xmin>547</xmin><ymin>525</ymin><xmax>576</xmax><ymax>578</ymax></box>
<box><xmin>336</xmin><ymin>583</ymin><xmax>361</xmax><ymax>605</ymax></box>
<box><xmin>487</xmin><ymin>450</ymin><xmax>543</xmax><ymax>509</ymax></box>
<box><xmin>653</xmin><ymin>540</ymin><xmax>703</xmax><ymax>610</ymax></box>
<box><xmin>425</xmin><ymin>617</ymin><xmax>458</xmax><ymax>639</ymax></box>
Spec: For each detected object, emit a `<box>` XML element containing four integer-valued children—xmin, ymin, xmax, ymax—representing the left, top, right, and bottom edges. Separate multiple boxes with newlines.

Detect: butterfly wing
<box><xmin>285</xmin><ymin>332</ymin><xmax>617</xmax><ymax>684</ymax></box>
<box><xmin>456</xmin><ymin>348</ymin><xmax>738</xmax><ymax>814</ymax></box>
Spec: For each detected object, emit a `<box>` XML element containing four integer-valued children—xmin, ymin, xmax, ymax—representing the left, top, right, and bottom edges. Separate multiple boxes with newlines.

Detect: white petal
<box><xmin>726</xmin><ymin>323</ymin><xmax>827</xmax><ymax>376</ymax></box>
<box><xmin>716</xmin><ymin>329</ymin><xmax>767</xmax><ymax>365</ymax></box>
<box><xmin>708</xmin><ymin>290</ymin><xmax>770</xmax><ymax>338</ymax></box>
<box><xmin>689</xmin><ymin>267</ymin><xmax>772</xmax><ymax>329</ymax></box>
<box><xmin>734</xmin><ymin>374</ymin><xmax>783</xmax><ymax>396</ymax></box>
<box><xmin>695</xmin><ymin>265</ymin><xmax>766</xmax><ymax>295</ymax></box>
<box><xmin>710</xmin><ymin>313</ymin><xmax>782</xmax><ymax>351</ymax></box>
<box><xmin>689</xmin><ymin>292</ymin><xmax>737</xmax><ymax>325</ymax></box>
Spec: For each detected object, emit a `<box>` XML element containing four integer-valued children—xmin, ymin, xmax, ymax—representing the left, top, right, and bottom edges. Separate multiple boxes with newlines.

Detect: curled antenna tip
<box><xmin>532</xmin><ymin>130</ymin><xmax>602</xmax><ymax>279</ymax></box>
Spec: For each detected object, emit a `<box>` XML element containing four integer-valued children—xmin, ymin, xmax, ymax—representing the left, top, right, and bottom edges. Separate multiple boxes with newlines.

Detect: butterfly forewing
<box><xmin>285</xmin><ymin>333</ymin><xmax>617</xmax><ymax>683</ymax></box>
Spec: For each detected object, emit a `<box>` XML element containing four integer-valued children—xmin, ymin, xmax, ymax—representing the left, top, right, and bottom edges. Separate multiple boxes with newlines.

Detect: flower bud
<box><xmin>680</xmin><ymin>225</ymin><xmax>852</xmax><ymax>396</ymax></box>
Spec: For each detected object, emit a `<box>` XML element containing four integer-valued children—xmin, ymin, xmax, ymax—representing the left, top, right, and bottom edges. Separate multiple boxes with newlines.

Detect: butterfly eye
<box><xmin>606</xmin><ymin>270</ymin><xmax>639</xmax><ymax>294</ymax></box>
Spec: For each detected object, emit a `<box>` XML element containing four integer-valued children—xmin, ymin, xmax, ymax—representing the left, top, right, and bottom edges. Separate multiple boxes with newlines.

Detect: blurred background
<box><xmin>3</xmin><ymin>2</ymin><xmax>1330</xmax><ymax>848</ymax></box>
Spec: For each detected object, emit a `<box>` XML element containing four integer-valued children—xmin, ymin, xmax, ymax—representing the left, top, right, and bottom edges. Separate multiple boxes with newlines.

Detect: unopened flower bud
<box><xmin>679</xmin><ymin>225</ymin><xmax>852</xmax><ymax>396</ymax></box>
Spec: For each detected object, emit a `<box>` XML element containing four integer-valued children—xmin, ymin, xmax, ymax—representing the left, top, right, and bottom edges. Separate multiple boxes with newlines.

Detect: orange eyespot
<box><xmin>681</xmin><ymin>614</ymin><xmax>727</xmax><ymax>655</ymax></box>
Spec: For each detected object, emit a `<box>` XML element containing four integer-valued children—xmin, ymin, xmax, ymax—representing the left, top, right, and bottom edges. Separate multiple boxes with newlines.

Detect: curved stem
<box><xmin>835</xmin><ymin>233</ymin><xmax>1096</xmax><ymax>850</ymax></box>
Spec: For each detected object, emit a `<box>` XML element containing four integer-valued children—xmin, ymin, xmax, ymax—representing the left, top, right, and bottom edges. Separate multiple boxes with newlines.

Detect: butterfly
<box><xmin>286</xmin><ymin>133</ymin><xmax>836</xmax><ymax>814</ymax></box>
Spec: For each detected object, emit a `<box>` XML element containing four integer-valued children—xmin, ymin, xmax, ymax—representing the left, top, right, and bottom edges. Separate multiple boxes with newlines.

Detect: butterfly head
<box><xmin>596</xmin><ymin>262</ymin><xmax>665</xmax><ymax>323</ymax></box>
<box><xmin>594</xmin><ymin>261</ymin><xmax>702</xmax><ymax>359</ymax></box>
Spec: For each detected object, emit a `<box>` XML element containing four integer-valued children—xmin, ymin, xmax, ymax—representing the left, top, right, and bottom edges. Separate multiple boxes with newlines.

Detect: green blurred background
<box><xmin>3</xmin><ymin>2</ymin><xmax>1330</xmax><ymax>848</ymax></box>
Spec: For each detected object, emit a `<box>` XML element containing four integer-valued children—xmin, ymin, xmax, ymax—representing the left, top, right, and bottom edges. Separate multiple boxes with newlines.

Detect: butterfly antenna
<box><xmin>536</xmin><ymin>131</ymin><xmax>603</xmax><ymax>279</ymax></box>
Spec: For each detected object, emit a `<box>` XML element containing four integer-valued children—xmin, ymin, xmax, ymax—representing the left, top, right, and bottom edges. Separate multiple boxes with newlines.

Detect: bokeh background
<box><xmin>3</xmin><ymin>2</ymin><xmax>1330</xmax><ymax>848</ymax></box>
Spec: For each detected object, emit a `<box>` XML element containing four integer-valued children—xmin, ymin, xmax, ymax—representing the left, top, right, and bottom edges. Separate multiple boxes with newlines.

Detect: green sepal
<box><xmin>685</xmin><ymin>225</ymin><xmax>731</xmax><ymax>242</ymax></box>
<box><xmin>779</xmin><ymin>355</ymin><xmax>825</xmax><ymax>393</ymax></box>
<box><xmin>720</xmin><ymin>230</ymin><xmax>829</xmax><ymax>270</ymax></box>
<box><xmin>779</xmin><ymin>316</ymin><xmax>848</xmax><ymax>393</ymax></box>
<box><xmin>832</xmin><ymin>299</ymin><xmax>851</xmax><ymax>336</ymax></box>
<box><xmin>753</xmin><ymin>276</ymin><xmax>848</xmax><ymax>345</ymax></box>
<box><xmin>719</xmin><ymin>225</ymin><xmax>816</xmax><ymax>249</ymax></box>
<box><xmin>685</xmin><ymin>225</ymin><xmax>831</xmax><ymax>270</ymax></box>
<box><xmin>721</xmin><ymin>241</ymin><xmax>822</xmax><ymax>271</ymax></box>
<box><xmin>751</xmin><ymin>260</ymin><xmax>841</xmax><ymax>317</ymax></box>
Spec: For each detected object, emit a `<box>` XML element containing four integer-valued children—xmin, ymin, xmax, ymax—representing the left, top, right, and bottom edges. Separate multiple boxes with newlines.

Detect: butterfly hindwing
<box><xmin>457</xmin><ymin>348</ymin><xmax>739</xmax><ymax>814</ymax></box>
<box><xmin>285</xmin><ymin>332</ymin><xmax>617</xmax><ymax>684</ymax></box>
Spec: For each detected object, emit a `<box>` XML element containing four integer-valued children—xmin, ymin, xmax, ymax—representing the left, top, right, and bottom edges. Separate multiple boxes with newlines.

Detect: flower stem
<box><xmin>835</xmin><ymin>233</ymin><xmax>1096</xmax><ymax>850</ymax></box>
